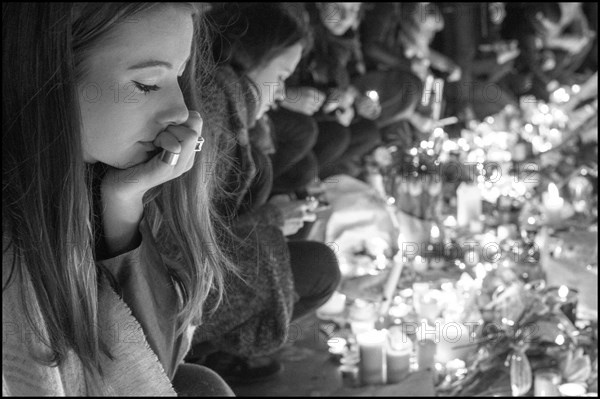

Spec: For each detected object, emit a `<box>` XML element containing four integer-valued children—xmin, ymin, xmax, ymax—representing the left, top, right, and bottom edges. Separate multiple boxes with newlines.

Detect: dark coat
<box><xmin>193</xmin><ymin>66</ymin><xmax>297</xmax><ymax>358</ymax></box>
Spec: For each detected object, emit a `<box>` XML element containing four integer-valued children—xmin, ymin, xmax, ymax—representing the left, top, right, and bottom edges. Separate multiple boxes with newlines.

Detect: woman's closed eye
<box><xmin>132</xmin><ymin>81</ymin><xmax>160</xmax><ymax>94</ymax></box>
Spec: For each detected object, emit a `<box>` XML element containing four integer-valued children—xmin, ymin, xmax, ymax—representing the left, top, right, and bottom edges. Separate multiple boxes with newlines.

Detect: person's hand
<box><xmin>334</xmin><ymin>106</ymin><xmax>355</xmax><ymax>127</ymax></box>
<box><xmin>408</xmin><ymin>112</ymin><xmax>434</xmax><ymax>133</ymax></box>
<box><xmin>101</xmin><ymin>111</ymin><xmax>203</xmax><ymax>254</ymax></box>
<box><xmin>411</xmin><ymin>58</ymin><xmax>431</xmax><ymax>81</ymax></box>
<box><xmin>496</xmin><ymin>46</ymin><xmax>520</xmax><ymax>65</ymax></box>
<box><xmin>280</xmin><ymin>86</ymin><xmax>326</xmax><ymax>115</ymax></box>
<box><xmin>269</xmin><ymin>195</ymin><xmax>317</xmax><ymax>236</ymax></box>
<box><xmin>102</xmin><ymin>111</ymin><xmax>203</xmax><ymax>202</ymax></box>
<box><xmin>322</xmin><ymin>88</ymin><xmax>356</xmax><ymax>114</ymax></box>
<box><xmin>446</xmin><ymin>64</ymin><xmax>462</xmax><ymax>82</ymax></box>
<box><xmin>355</xmin><ymin>94</ymin><xmax>382</xmax><ymax>120</ymax></box>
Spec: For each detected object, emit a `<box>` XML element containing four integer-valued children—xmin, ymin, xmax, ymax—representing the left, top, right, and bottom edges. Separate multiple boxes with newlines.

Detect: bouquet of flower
<box><xmin>436</xmin><ymin>270</ymin><xmax>596</xmax><ymax>396</ymax></box>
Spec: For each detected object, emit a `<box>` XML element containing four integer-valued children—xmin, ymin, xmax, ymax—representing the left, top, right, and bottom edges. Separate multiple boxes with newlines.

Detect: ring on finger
<box><xmin>194</xmin><ymin>136</ymin><xmax>205</xmax><ymax>152</ymax></box>
<box><xmin>160</xmin><ymin>149</ymin><xmax>180</xmax><ymax>166</ymax></box>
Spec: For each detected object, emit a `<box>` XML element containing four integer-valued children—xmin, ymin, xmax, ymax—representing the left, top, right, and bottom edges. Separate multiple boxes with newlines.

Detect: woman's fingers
<box><xmin>155</xmin><ymin>111</ymin><xmax>203</xmax><ymax>171</ymax></box>
<box><xmin>153</xmin><ymin>130</ymin><xmax>182</xmax><ymax>160</ymax></box>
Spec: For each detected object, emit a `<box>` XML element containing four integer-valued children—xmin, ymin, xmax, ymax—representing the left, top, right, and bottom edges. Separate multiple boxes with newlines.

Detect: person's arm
<box><xmin>279</xmin><ymin>86</ymin><xmax>326</xmax><ymax>115</ymax></box>
<box><xmin>428</xmin><ymin>49</ymin><xmax>462</xmax><ymax>82</ymax></box>
<box><xmin>363</xmin><ymin>43</ymin><xmax>414</xmax><ymax>71</ymax></box>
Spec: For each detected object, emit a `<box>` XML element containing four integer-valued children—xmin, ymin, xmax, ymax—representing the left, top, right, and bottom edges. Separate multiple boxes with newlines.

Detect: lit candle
<box><xmin>469</xmin><ymin>219</ymin><xmax>484</xmax><ymax>234</ymax></box>
<box><xmin>412</xmin><ymin>255</ymin><xmax>429</xmax><ymax>273</ymax></box>
<box><xmin>457</xmin><ymin>183</ymin><xmax>482</xmax><ymax>227</ymax></box>
<box><xmin>558</xmin><ymin>383</ymin><xmax>587</xmax><ymax>396</ymax></box>
<box><xmin>542</xmin><ymin>183</ymin><xmax>564</xmax><ymax>224</ymax></box>
<box><xmin>386</xmin><ymin>327</ymin><xmax>413</xmax><ymax>383</ymax></box>
<box><xmin>497</xmin><ymin>224</ymin><xmax>514</xmax><ymax>241</ymax></box>
<box><xmin>414</xmin><ymin>291</ymin><xmax>442</xmax><ymax>323</ymax></box>
<box><xmin>366</xmin><ymin>90</ymin><xmax>379</xmax><ymax>102</ymax></box>
<box><xmin>357</xmin><ymin>329</ymin><xmax>387</xmax><ymax>385</ymax></box>
<box><xmin>327</xmin><ymin>337</ymin><xmax>348</xmax><ymax>356</ymax></box>
<box><xmin>548</xmin><ymin>285</ymin><xmax>578</xmax><ymax>324</ymax></box>
<box><xmin>430</xmin><ymin>224</ymin><xmax>441</xmax><ymax>243</ymax></box>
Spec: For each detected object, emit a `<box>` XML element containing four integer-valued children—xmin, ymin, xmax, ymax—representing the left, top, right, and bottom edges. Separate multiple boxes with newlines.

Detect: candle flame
<box><xmin>366</xmin><ymin>90</ymin><xmax>379</xmax><ymax>102</ymax></box>
<box><xmin>430</xmin><ymin>225</ymin><xmax>440</xmax><ymax>239</ymax></box>
<box><xmin>444</xmin><ymin>215</ymin><xmax>457</xmax><ymax>227</ymax></box>
<box><xmin>558</xmin><ymin>285</ymin><xmax>569</xmax><ymax>299</ymax></box>
<box><xmin>548</xmin><ymin>183</ymin><xmax>560</xmax><ymax>198</ymax></box>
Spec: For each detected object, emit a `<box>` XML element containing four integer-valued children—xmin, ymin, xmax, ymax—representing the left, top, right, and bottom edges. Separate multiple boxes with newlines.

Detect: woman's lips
<box><xmin>139</xmin><ymin>140</ymin><xmax>157</xmax><ymax>150</ymax></box>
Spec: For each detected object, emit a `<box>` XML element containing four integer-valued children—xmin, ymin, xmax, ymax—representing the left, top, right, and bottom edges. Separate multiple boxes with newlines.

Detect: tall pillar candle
<box><xmin>456</xmin><ymin>182</ymin><xmax>482</xmax><ymax>227</ymax></box>
<box><xmin>357</xmin><ymin>330</ymin><xmax>387</xmax><ymax>385</ymax></box>
<box><xmin>386</xmin><ymin>327</ymin><xmax>413</xmax><ymax>383</ymax></box>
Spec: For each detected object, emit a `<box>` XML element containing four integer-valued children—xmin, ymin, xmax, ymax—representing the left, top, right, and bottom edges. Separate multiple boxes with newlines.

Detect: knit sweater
<box><xmin>2</xmin><ymin>221</ymin><xmax>194</xmax><ymax>396</ymax></box>
<box><xmin>192</xmin><ymin>66</ymin><xmax>297</xmax><ymax>358</ymax></box>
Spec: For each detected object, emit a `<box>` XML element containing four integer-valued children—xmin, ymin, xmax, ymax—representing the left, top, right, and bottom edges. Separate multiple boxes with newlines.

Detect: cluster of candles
<box><xmin>328</xmin><ymin>276</ymin><xmax>482</xmax><ymax>387</ymax></box>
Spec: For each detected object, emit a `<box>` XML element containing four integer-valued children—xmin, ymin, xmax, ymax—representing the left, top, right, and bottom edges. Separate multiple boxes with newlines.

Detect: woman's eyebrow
<box><xmin>127</xmin><ymin>60</ymin><xmax>173</xmax><ymax>70</ymax></box>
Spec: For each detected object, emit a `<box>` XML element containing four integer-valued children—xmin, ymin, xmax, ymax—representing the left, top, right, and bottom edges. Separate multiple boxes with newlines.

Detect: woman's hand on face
<box><xmin>355</xmin><ymin>95</ymin><xmax>382</xmax><ymax>120</ymax></box>
<box><xmin>269</xmin><ymin>195</ymin><xmax>317</xmax><ymax>236</ymax></box>
<box><xmin>280</xmin><ymin>86</ymin><xmax>326</xmax><ymax>115</ymax></box>
<box><xmin>102</xmin><ymin>111</ymin><xmax>203</xmax><ymax>203</ymax></box>
<box><xmin>99</xmin><ymin>111</ymin><xmax>203</xmax><ymax>255</ymax></box>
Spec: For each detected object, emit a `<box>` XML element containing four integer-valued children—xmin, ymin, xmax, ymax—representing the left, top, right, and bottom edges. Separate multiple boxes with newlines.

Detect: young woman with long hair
<box><xmin>184</xmin><ymin>3</ymin><xmax>341</xmax><ymax>384</ymax></box>
<box><xmin>3</xmin><ymin>3</ymin><xmax>234</xmax><ymax>395</ymax></box>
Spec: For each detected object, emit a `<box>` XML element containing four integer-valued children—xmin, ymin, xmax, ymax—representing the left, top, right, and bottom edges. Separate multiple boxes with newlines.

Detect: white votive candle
<box><xmin>559</xmin><ymin>383</ymin><xmax>587</xmax><ymax>396</ymax></box>
<box><xmin>412</xmin><ymin>255</ymin><xmax>429</xmax><ymax>273</ymax></box>
<box><xmin>327</xmin><ymin>337</ymin><xmax>348</xmax><ymax>356</ymax></box>
<box><xmin>457</xmin><ymin>183</ymin><xmax>482</xmax><ymax>227</ymax></box>
<box><xmin>366</xmin><ymin>90</ymin><xmax>379</xmax><ymax>102</ymax></box>
<box><xmin>357</xmin><ymin>330</ymin><xmax>387</xmax><ymax>385</ymax></box>
<box><xmin>543</xmin><ymin>183</ymin><xmax>564</xmax><ymax>224</ymax></box>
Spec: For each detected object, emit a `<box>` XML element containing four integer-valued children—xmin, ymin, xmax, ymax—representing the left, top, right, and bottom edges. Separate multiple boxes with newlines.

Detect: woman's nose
<box><xmin>161</xmin><ymin>84</ymin><xmax>189</xmax><ymax>126</ymax></box>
